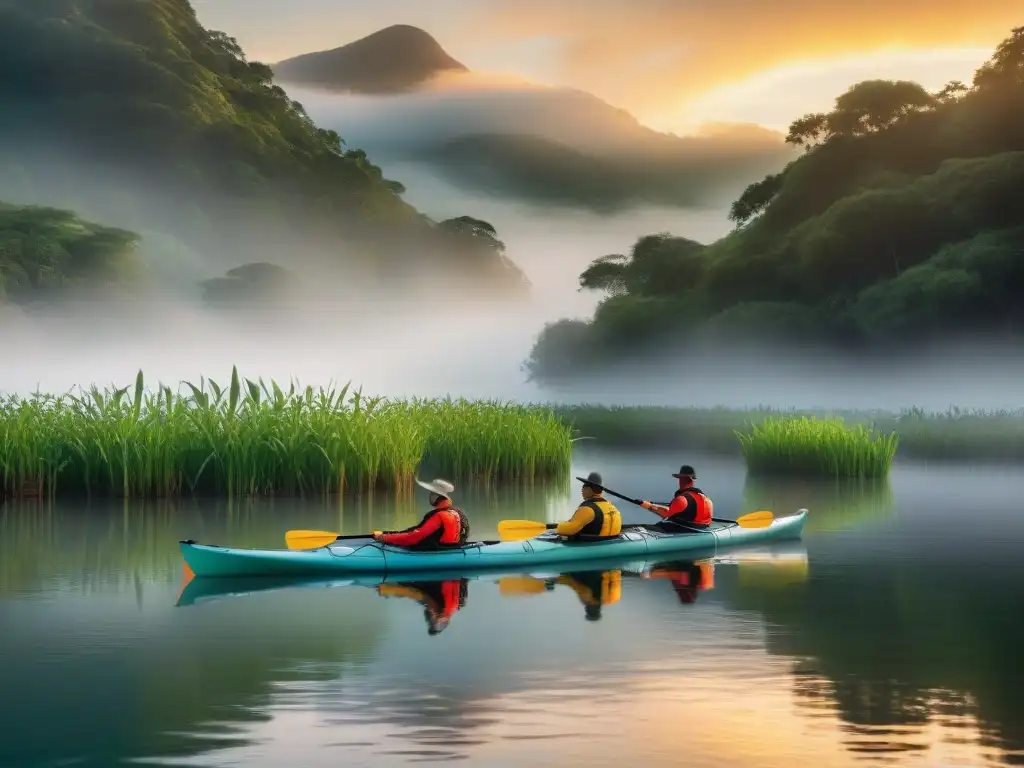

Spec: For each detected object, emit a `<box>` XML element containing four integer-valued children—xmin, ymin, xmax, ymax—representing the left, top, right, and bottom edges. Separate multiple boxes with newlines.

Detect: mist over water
<box><xmin>3</xmin><ymin>82</ymin><xmax>1022</xmax><ymax>411</ymax></box>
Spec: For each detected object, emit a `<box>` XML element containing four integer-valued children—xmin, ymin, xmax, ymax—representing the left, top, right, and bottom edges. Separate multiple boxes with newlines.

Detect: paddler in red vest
<box><xmin>640</xmin><ymin>465</ymin><xmax>713</xmax><ymax>530</ymax></box>
<box><xmin>372</xmin><ymin>478</ymin><xmax>469</xmax><ymax>550</ymax></box>
<box><xmin>377</xmin><ymin>578</ymin><xmax>468</xmax><ymax>635</ymax></box>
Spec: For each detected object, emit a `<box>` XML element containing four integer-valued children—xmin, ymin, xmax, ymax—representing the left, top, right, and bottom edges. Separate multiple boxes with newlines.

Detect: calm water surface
<box><xmin>2</xmin><ymin>450</ymin><xmax>1023</xmax><ymax>768</ymax></box>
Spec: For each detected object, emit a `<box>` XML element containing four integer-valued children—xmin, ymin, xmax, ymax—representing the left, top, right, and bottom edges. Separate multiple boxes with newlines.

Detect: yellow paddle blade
<box><xmin>497</xmin><ymin>519</ymin><xmax>549</xmax><ymax>541</ymax></box>
<box><xmin>498</xmin><ymin>576</ymin><xmax>548</xmax><ymax>596</ymax></box>
<box><xmin>734</xmin><ymin>510</ymin><xmax>774</xmax><ymax>528</ymax></box>
<box><xmin>285</xmin><ymin>529</ymin><xmax>338</xmax><ymax>550</ymax></box>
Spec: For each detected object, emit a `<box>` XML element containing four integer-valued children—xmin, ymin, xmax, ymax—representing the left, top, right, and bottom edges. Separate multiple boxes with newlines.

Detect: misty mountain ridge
<box><xmin>273</xmin><ymin>25</ymin><xmax>469</xmax><ymax>94</ymax></box>
<box><xmin>0</xmin><ymin>5</ymin><xmax>533</xmax><ymax>310</ymax></box>
<box><xmin>276</xmin><ymin>27</ymin><xmax>795</xmax><ymax>211</ymax></box>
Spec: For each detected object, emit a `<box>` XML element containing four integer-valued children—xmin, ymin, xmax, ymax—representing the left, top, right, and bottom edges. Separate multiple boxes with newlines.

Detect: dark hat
<box><xmin>672</xmin><ymin>465</ymin><xmax>697</xmax><ymax>479</ymax></box>
<box><xmin>585</xmin><ymin>603</ymin><xmax>602</xmax><ymax>621</ymax></box>
<box><xmin>577</xmin><ymin>471</ymin><xmax>603</xmax><ymax>490</ymax></box>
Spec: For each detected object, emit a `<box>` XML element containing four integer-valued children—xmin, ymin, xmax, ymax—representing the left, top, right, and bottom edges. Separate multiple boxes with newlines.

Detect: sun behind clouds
<box><xmin>658</xmin><ymin>46</ymin><xmax>996</xmax><ymax>134</ymax></box>
<box><xmin>463</xmin><ymin>0</ymin><xmax>1021</xmax><ymax>124</ymax></box>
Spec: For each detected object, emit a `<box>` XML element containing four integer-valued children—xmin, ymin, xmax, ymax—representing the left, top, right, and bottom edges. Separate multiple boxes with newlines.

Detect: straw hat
<box><xmin>416</xmin><ymin>477</ymin><xmax>455</xmax><ymax>498</ymax></box>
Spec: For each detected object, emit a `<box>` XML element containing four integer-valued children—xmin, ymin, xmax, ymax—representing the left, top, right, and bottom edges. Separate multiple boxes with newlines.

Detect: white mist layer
<box><xmin>3</xmin><ymin>84</ymin><xmax>1019</xmax><ymax>413</ymax></box>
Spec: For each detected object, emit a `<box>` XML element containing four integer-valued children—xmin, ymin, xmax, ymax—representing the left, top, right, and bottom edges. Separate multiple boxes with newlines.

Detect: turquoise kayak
<box><xmin>179</xmin><ymin>508</ymin><xmax>808</xmax><ymax>578</ymax></box>
<box><xmin>176</xmin><ymin>539</ymin><xmax>809</xmax><ymax>607</ymax></box>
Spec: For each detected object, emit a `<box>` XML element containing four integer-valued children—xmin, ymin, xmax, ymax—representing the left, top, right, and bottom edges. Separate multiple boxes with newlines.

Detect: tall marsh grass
<box><xmin>736</xmin><ymin>416</ymin><xmax>899</xmax><ymax>478</ymax></box>
<box><xmin>0</xmin><ymin>368</ymin><xmax>573</xmax><ymax>499</ymax></box>
<box><xmin>555</xmin><ymin>404</ymin><xmax>1024</xmax><ymax>462</ymax></box>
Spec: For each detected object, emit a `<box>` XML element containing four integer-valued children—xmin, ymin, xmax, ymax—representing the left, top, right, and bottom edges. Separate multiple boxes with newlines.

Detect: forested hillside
<box><xmin>0</xmin><ymin>1</ymin><xmax>527</xmax><ymax>301</ymax></box>
<box><xmin>525</xmin><ymin>26</ymin><xmax>1024</xmax><ymax>381</ymax></box>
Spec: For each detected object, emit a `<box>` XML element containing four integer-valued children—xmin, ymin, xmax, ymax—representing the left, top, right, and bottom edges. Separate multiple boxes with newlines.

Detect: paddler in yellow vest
<box><xmin>551</xmin><ymin>472</ymin><xmax>623</xmax><ymax>539</ymax></box>
<box><xmin>546</xmin><ymin>568</ymin><xmax>623</xmax><ymax>621</ymax></box>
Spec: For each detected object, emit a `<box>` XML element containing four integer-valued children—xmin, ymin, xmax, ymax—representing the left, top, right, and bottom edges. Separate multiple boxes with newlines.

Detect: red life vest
<box><xmin>669</xmin><ymin>486</ymin><xmax>713</xmax><ymax>525</ymax></box>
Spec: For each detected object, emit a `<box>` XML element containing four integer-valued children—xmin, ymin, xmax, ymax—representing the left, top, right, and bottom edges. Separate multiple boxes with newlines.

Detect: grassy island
<box><xmin>0</xmin><ymin>369</ymin><xmax>573</xmax><ymax>500</ymax></box>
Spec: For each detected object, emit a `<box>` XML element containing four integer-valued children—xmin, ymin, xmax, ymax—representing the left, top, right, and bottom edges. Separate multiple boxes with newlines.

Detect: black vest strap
<box><xmin>577</xmin><ymin>498</ymin><xmax>609</xmax><ymax>536</ymax></box>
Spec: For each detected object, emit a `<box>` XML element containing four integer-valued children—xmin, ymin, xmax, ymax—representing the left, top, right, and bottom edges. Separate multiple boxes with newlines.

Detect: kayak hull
<box><xmin>179</xmin><ymin>509</ymin><xmax>808</xmax><ymax>579</ymax></box>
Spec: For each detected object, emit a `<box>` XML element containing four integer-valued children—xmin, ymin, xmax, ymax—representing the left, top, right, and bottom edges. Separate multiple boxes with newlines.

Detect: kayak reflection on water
<box><xmin>377</xmin><ymin>578</ymin><xmax>469</xmax><ymax>635</ymax></box>
<box><xmin>497</xmin><ymin>560</ymin><xmax>712</xmax><ymax>619</ymax></box>
<box><xmin>175</xmin><ymin>543</ymin><xmax>808</xmax><ymax>635</ymax></box>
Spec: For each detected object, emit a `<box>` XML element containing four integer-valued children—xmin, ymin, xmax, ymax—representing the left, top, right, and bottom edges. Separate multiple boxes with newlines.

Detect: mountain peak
<box><xmin>273</xmin><ymin>25</ymin><xmax>469</xmax><ymax>94</ymax></box>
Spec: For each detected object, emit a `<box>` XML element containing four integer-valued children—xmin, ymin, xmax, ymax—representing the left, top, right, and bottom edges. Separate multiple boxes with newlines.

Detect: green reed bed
<box><xmin>554</xmin><ymin>404</ymin><xmax>1024</xmax><ymax>463</ymax></box>
<box><xmin>410</xmin><ymin>398</ymin><xmax>574</xmax><ymax>483</ymax></box>
<box><xmin>0</xmin><ymin>368</ymin><xmax>574</xmax><ymax>499</ymax></box>
<box><xmin>736</xmin><ymin>416</ymin><xmax>899</xmax><ymax>478</ymax></box>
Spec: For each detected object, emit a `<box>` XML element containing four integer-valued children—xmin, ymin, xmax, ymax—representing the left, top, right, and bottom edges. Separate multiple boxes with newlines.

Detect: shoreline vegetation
<box><xmin>2</xmin><ymin>370</ymin><xmax>1020</xmax><ymax>500</ymax></box>
<box><xmin>0</xmin><ymin>369</ymin><xmax>573</xmax><ymax>500</ymax></box>
<box><xmin>554</xmin><ymin>404</ymin><xmax>1024</xmax><ymax>465</ymax></box>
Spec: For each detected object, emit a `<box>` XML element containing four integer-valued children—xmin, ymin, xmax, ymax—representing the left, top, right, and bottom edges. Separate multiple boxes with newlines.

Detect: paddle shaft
<box><xmin>579</xmin><ymin>478</ymin><xmax>737</xmax><ymax>526</ymax></box>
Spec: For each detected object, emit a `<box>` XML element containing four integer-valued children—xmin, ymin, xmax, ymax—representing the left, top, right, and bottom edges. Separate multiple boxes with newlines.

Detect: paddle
<box><xmin>573</xmin><ymin>476</ymin><xmax>775</xmax><ymax>529</ymax></box>
<box><xmin>498</xmin><ymin>576</ymin><xmax>551</xmax><ymax>596</ymax></box>
<box><xmin>285</xmin><ymin>529</ymin><xmax>383</xmax><ymax>550</ymax></box>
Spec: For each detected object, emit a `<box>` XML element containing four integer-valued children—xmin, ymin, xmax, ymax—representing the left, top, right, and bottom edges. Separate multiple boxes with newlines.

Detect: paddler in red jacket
<box><xmin>639</xmin><ymin>465</ymin><xmax>714</xmax><ymax>530</ymax></box>
<box><xmin>372</xmin><ymin>478</ymin><xmax>469</xmax><ymax>550</ymax></box>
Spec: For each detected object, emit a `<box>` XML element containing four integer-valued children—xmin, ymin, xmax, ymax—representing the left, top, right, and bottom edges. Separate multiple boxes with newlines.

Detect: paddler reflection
<box><xmin>642</xmin><ymin>559</ymin><xmax>715</xmax><ymax>604</ymax></box>
<box><xmin>546</xmin><ymin>569</ymin><xmax>623</xmax><ymax>621</ymax></box>
<box><xmin>498</xmin><ymin>568</ymin><xmax>622</xmax><ymax>621</ymax></box>
<box><xmin>377</xmin><ymin>578</ymin><xmax>469</xmax><ymax>635</ymax></box>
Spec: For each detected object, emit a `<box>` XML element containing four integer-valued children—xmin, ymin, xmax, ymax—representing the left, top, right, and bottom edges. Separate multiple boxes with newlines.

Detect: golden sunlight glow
<box><xmin>651</xmin><ymin>46</ymin><xmax>994</xmax><ymax>135</ymax></box>
<box><xmin>421</xmin><ymin>69</ymin><xmax>561</xmax><ymax>93</ymax></box>
<box><xmin>235</xmin><ymin>657</ymin><xmax>1005</xmax><ymax>767</ymax></box>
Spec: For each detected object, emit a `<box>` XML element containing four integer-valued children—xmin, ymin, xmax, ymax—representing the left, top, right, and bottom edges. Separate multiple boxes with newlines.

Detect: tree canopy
<box><xmin>0</xmin><ymin>202</ymin><xmax>140</xmax><ymax>301</ymax></box>
<box><xmin>525</xmin><ymin>25</ymin><xmax>1024</xmax><ymax>382</ymax></box>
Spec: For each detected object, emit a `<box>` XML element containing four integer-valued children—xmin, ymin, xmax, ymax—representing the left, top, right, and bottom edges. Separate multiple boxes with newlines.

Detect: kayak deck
<box><xmin>180</xmin><ymin>509</ymin><xmax>808</xmax><ymax>579</ymax></box>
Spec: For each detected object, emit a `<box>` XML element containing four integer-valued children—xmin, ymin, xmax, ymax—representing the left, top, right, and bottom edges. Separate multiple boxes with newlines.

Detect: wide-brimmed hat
<box><xmin>416</xmin><ymin>477</ymin><xmax>455</xmax><ymax>498</ymax></box>
<box><xmin>672</xmin><ymin>465</ymin><xmax>697</xmax><ymax>479</ymax></box>
<box><xmin>575</xmin><ymin>471</ymin><xmax>603</xmax><ymax>490</ymax></box>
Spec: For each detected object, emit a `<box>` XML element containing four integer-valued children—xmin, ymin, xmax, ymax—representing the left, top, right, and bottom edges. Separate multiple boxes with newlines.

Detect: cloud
<box><xmin>463</xmin><ymin>0</ymin><xmax>1021</xmax><ymax>116</ymax></box>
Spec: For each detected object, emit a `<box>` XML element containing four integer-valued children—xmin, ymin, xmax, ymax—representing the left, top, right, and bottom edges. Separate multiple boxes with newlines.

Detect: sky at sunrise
<box><xmin>192</xmin><ymin>0</ymin><xmax>1020</xmax><ymax>133</ymax></box>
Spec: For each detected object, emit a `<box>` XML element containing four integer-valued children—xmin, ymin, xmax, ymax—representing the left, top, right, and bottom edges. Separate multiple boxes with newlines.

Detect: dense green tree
<box><xmin>579</xmin><ymin>234</ymin><xmax>706</xmax><ymax>296</ymax></box>
<box><xmin>728</xmin><ymin>172</ymin><xmax>786</xmax><ymax>226</ymax></box>
<box><xmin>199</xmin><ymin>262</ymin><xmax>298</xmax><ymax>307</ymax></box>
<box><xmin>433</xmin><ymin>216</ymin><xmax>531</xmax><ymax>295</ymax></box>
<box><xmin>0</xmin><ymin>203</ymin><xmax>139</xmax><ymax>300</ymax></box>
